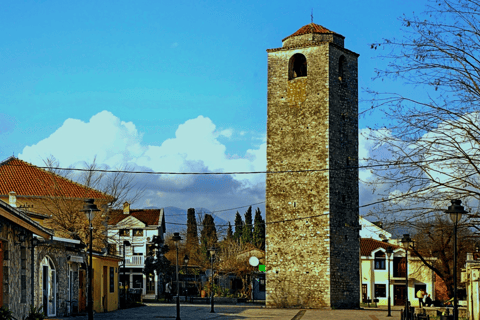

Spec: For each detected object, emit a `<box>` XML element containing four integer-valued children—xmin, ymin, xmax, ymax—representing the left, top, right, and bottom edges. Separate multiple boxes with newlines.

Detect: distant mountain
<box><xmin>145</xmin><ymin>206</ymin><xmax>229</xmax><ymax>234</ymax></box>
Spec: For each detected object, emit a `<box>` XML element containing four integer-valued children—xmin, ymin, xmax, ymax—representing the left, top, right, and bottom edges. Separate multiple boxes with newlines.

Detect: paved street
<box><xmin>54</xmin><ymin>303</ymin><xmax>402</xmax><ymax>320</ymax></box>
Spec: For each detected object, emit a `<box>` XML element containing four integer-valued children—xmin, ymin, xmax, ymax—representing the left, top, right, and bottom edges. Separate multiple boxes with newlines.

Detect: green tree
<box><xmin>200</xmin><ymin>214</ymin><xmax>218</xmax><ymax>259</ymax></box>
<box><xmin>252</xmin><ymin>208</ymin><xmax>265</xmax><ymax>250</ymax></box>
<box><xmin>186</xmin><ymin>208</ymin><xmax>198</xmax><ymax>253</ymax></box>
<box><xmin>225</xmin><ymin>222</ymin><xmax>233</xmax><ymax>241</ymax></box>
<box><xmin>233</xmin><ymin>211</ymin><xmax>243</xmax><ymax>242</ymax></box>
<box><xmin>241</xmin><ymin>206</ymin><xmax>253</xmax><ymax>244</ymax></box>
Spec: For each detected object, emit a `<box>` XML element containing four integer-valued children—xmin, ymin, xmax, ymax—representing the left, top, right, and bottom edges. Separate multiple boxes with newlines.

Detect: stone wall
<box><xmin>0</xmin><ymin>217</ymin><xmax>34</xmax><ymax>320</ymax></box>
<box><xmin>266</xmin><ymin>32</ymin><xmax>359</xmax><ymax>308</ymax></box>
<box><xmin>35</xmin><ymin>240</ymin><xmax>84</xmax><ymax>317</ymax></box>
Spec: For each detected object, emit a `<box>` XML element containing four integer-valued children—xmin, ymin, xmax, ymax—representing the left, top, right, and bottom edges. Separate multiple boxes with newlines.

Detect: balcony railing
<box><xmin>124</xmin><ymin>256</ymin><xmax>144</xmax><ymax>267</ymax></box>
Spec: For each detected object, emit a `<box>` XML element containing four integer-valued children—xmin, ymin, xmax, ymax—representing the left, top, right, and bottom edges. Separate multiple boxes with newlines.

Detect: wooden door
<box><xmin>394</xmin><ymin>285</ymin><xmax>406</xmax><ymax>306</ymax></box>
<box><xmin>79</xmin><ymin>270</ymin><xmax>86</xmax><ymax>312</ymax></box>
<box><xmin>146</xmin><ymin>274</ymin><xmax>155</xmax><ymax>294</ymax></box>
<box><xmin>362</xmin><ymin>284</ymin><xmax>367</xmax><ymax>302</ymax></box>
<box><xmin>103</xmin><ymin>266</ymin><xmax>108</xmax><ymax>312</ymax></box>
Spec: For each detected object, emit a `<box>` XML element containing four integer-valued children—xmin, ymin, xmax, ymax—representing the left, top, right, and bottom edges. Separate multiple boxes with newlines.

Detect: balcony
<box><xmin>124</xmin><ymin>255</ymin><xmax>144</xmax><ymax>267</ymax></box>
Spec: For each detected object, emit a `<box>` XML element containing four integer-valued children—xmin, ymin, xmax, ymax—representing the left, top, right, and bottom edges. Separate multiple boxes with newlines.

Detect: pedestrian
<box><xmin>416</xmin><ymin>289</ymin><xmax>426</xmax><ymax>307</ymax></box>
<box><xmin>165</xmin><ymin>281</ymin><xmax>172</xmax><ymax>302</ymax></box>
<box><xmin>425</xmin><ymin>294</ymin><xmax>433</xmax><ymax>307</ymax></box>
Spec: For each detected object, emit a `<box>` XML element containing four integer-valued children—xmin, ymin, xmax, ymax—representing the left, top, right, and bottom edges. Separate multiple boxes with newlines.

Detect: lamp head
<box><xmin>209</xmin><ymin>247</ymin><xmax>216</xmax><ymax>257</ymax></box>
<box><xmin>386</xmin><ymin>246</ymin><xmax>394</xmax><ymax>258</ymax></box>
<box><xmin>80</xmin><ymin>199</ymin><xmax>100</xmax><ymax>221</ymax></box>
<box><xmin>184</xmin><ymin>254</ymin><xmax>189</xmax><ymax>265</ymax></box>
<box><xmin>401</xmin><ymin>234</ymin><xmax>412</xmax><ymax>250</ymax></box>
<box><xmin>445</xmin><ymin>199</ymin><xmax>467</xmax><ymax>224</ymax></box>
<box><xmin>172</xmin><ymin>232</ymin><xmax>182</xmax><ymax>243</ymax></box>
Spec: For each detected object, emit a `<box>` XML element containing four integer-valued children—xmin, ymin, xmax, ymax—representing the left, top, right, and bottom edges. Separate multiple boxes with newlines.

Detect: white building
<box><xmin>462</xmin><ymin>252</ymin><xmax>480</xmax><ymax>320</ymax></box>
<box><xmin>107</xmin><ymin>202</ymin><xmax>165</xmax><ymax>298</ymax></box>
<box><xmin>360</xmin><ymin>219</ymin><xmax>436</xmax><ymax>307</ymax></box>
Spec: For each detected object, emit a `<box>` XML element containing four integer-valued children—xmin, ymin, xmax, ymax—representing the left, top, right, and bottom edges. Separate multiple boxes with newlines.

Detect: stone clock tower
<box><xmin>265</xmin><ymin>23</ymin><xmax>360</xmax><ymax>308</ymax></box>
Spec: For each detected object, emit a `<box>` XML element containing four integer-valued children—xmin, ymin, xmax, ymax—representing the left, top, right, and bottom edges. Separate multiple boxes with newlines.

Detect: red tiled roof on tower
<box><xmin>0</xmin><ymin>157</ymin><xmax>112</xmax><ymax>200</ymax></box>
<box><xmin>282</xmin><ymin>23</ymin><xmax>344</xmax><ymax>42</ymax></box>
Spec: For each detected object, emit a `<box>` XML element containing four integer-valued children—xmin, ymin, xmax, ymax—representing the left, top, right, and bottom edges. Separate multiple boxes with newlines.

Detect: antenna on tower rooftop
<box><xmin>311</xmin><ymin>8</ymin><xmax>314</xmax><ymax>23</ymax></box>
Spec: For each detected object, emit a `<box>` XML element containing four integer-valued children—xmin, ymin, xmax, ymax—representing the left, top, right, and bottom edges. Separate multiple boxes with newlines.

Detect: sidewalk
<box><xmin>54</xmin><ymin>303</ymin><xmax>403</xmax><ymax>320</ymax></box>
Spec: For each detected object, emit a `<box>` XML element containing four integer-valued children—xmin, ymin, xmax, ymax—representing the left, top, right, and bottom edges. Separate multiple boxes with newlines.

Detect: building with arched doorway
<box><xmin>0</xmin><ymin>198</ymin><xmax>53</xmax><ymax>319</ymax></box>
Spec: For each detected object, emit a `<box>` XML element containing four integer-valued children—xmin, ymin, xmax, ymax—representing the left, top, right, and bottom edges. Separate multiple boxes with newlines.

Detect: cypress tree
<box><xmin>200</xmin><ymin>214</ymin><xmax>218</xmax><ymax>259</ymax></box>
<box><xmin>253</xmin><ymin>208</ymin><xmax>265</xmax><ymax>250</ymax></box>
<box><xmin>226</xmin><ymin>222</ymin><xmax>233</xmax><ymax>241</ymax></box>
<box><xmin>186</xmin><ymin>208</ymin><xmax>198</xmax><ymax>253</ymax></box>
<box><xmin>233</xmin><ymin>211</ymin><xmax>243</xmax><ymax>242</ymax></box>
<box><xmin>241</xmin><ymin>206</ymin><xmax>253</xmax><ymax>244</ymax></box>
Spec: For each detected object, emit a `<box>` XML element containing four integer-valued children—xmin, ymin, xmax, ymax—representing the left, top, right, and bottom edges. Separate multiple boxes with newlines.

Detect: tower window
<box><xmin>289</xmin><ymin>53</ymin><xmax>307</xmax><ymax>80</ymax></box>
<box><xmin>339</xmin><ymin>55</ymin><xmax>347</xmax><ymax>81</ymax></box>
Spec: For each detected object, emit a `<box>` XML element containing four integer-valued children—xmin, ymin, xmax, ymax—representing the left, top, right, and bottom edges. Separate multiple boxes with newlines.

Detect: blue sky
<box><xmin>0</xmin><ymin>0</ymin><xmax>429</xmax><ymax>222</ymax></box>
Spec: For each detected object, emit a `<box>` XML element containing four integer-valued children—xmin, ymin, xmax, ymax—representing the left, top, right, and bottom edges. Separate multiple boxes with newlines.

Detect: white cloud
<box><xmin>19</xmin><ymin>111</ymin><xmax>266</xmax><ymax>210</ymax></box>
<box><xmin>20</xmin><ymin>110</ymin><xmax>145</xmax><ymax>167</ymax></box>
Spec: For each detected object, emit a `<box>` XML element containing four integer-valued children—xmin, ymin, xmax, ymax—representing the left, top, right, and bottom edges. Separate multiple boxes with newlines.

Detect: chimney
<box><xmin>123</xmin><ymin>202</ymin><xmax>130</xmax><ymax>215</ymax></box>
<box><xmin>8</xmin><ymin>191</ymin><xmax>17</xmax><ymax>207</ymax></box>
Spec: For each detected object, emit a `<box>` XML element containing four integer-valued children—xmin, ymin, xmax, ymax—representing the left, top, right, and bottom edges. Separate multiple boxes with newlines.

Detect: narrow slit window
<box><xmin>339</xmin><ymin>56</ymin><xmax>346</xmax><ymax>81</ymax></box>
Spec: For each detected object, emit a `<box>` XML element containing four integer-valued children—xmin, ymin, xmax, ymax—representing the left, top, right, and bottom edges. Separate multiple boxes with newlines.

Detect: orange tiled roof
<box><xmin>361</xmin><ymin>238</ymin><xmax>401</xmax><ymax>256</ymax></box>
<box><xmin>282</xmin><ymin>23</ymin><xmax>344</xmax><ymax>42</ymax></box>
<box><xmin>0</xmin><ymin>157</ymin><xmax>112</xmax><ymax>200</ymax></box>
<box><xmin>108</xmin><ymin>209</ymin><xmax>161</xmax><ymax>226</ymax></box>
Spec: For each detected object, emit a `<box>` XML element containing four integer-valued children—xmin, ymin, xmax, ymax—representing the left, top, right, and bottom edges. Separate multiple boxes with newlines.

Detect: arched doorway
<box><xmin>40</xmin><ymin>256</ymin><xmax>56</xmax><ymax>317</ymax></box>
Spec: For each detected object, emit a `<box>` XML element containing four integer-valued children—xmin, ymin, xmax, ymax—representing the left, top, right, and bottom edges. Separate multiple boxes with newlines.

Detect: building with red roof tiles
<box><xmin>107</xmin><ymin>202</ymin><xmax>165</xmax><ymax>299</ymax></box>
<box><xmin>0</xmin><ymin>157</ymin><xmax>120</xmax><ymax>316</ymax></box>
<box><xmin>0</xmin><ymin>156</ymin><xmax>114</xmax><ymax>240</ymax></box>
<box><xmin>360</xmin><ymin>237</ymin><xmax>437</xmax><ymax>308</ymax></box>
<box><xmin>0</xmin><ymin>157</ymin><xmax>112</xmax><ymax>201</ymax></box>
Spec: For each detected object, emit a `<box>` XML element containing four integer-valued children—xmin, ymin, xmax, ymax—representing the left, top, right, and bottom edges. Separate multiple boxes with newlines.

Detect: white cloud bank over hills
<box><xmin>19</xmin><ymin>111</ymin><xmax>266</xmax><ymax>221</ymax></box>
<box><xmin>19</xmin><ymin>110</ymin><xmax>402</xmax><ymax>222</ymax></box>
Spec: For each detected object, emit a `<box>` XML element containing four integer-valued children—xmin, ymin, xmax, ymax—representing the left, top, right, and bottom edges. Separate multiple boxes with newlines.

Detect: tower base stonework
<box><xmin>265</xmin><ymin>23</ymin><xmax>360</xmax><ymax>309</ymax></box>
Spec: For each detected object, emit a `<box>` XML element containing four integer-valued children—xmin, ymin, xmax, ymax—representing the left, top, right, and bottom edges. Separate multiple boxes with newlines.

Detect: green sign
<box><xmin>259</xmin><ymin>264</ymin><xmax>265</xmax><ymax>272</ymax></box>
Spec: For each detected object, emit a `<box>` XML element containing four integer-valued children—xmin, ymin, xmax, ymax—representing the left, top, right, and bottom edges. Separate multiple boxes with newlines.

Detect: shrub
<box><xmin>0</xmin><ymin>306</ymin><xmax>15</xmax><ymax>320</ymax></box>
<box><xmin>23</xmin><ymin>305</ymin><xmax>45</xmax><ymax>320</ymax></box>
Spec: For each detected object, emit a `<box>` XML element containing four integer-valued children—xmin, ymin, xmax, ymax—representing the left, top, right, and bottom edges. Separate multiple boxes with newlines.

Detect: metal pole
<box><xmin>210</xmin><ymin>255</ymin><xmax>215</xmax><ymax>313</ymax></box>
<box><xmin>185</xmin><ymin>263</ymin><xmax>188</xmax><ymax>303</ymax></box>
<box><xmin>387</xmin><ymin>254</ymin><xmax>391</xmax><ymax>317</ymax></box>
<box><xmin>405</xmin><ymin>249</ymin><xmax>409</xmax><ymax>320</ymax></box>
<box><xmin>88</xmin><ymin>216</ymin><xmax>94</xmax><ymax>320</ymax></box>
<box><xmin>454</xmin><ymin>221</ymin><xmax>458</xmax><ymax>320</ymax></box>
<box><xmin>31</xmin><ymin>237</ymin><xmax>35</xmax><ymax>307</ymax></box>
<box><xmin>123</xmin><ymin>243</ymin><xmax>126</xmax><ymax>307</ymax></box>
<box><xmin>176</xmin><ymin>244</ymin><xmax>180</xmax><ymax>320</ymax></box>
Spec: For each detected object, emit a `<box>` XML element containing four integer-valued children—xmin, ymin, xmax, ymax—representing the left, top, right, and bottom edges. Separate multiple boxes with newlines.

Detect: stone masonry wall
<box><xmin>35</xmin><ymin>241</ymin><xmax>83</xmax><ymax>317</ymax></box>
<box><xmin>266</xmin><ymin>43</ymin><xmax>332</xmax><ymax>308</ymax></box>
<box><xmin>327</xmin><ymin>43</ymin><xmax>360</xmax><ymax>308</ymax></box>
<box><xmin>0</xmin><ymin>218</ymin><xmax>34</xmax><ymax>320</ymax></box>
<box><xmin>266</xmin><ymin>36</ymin><xmax>359</xmax><ymax>308</ymax></box>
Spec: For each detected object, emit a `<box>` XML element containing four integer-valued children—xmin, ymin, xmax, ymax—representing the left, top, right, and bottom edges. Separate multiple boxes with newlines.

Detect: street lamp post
<box><xmin>80</xmin><ymin>199</ymin><xmax>100</xmax><ymax>320</ymax></box>
<box><xmin>401</xmin><ymin>234</ymin><xmax>412</xmax><ymax>320</ymax></box>
<box><xmin>184</xmin><ymin>255</ymin><xmax>189</xmax><ymax>303</ymax></box>
<box><xmin>209</xmin><ymin>247</ymin><xmax>216</xmax><ymax>313</ymax></box>
<box><xmin>446</xmin><ymin>199</ymin><xmax>467</xmax><ymax>320</ymax></box>
<box><xmin>122</xmin><ymin>240</ymin><xmax>131</xmax><ymax>307</ymax></box>
<box><xmin>386</xmin><ymin>246</ymin><xmax>394</xmax><ymax>317</ymax></box>
<box><xmin>172</xmin><ymin>233</ymin><xmax>182</xmax><ymax>320</ymax></box>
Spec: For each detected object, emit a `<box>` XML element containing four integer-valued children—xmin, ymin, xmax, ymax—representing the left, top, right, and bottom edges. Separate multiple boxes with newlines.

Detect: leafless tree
<box><xmin>364</xmin><ymin>0</ymin><xmax>480</xmax><ymax>224</ymax></box>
